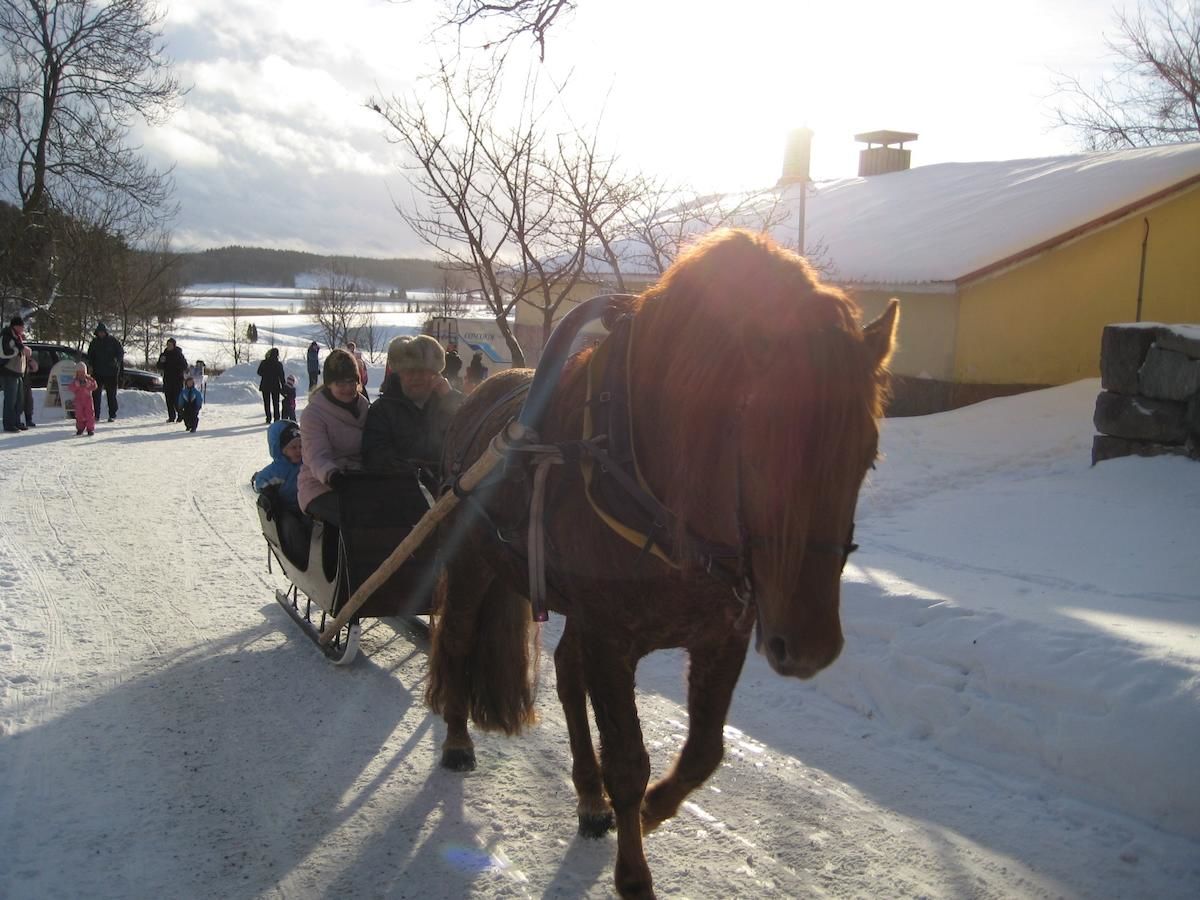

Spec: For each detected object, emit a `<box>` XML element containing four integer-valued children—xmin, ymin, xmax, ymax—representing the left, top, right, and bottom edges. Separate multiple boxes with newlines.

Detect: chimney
<box><xmin>854</xmin><ymin>130</ymin><xmax>918</xmax><ymax>176</ymax></box>
<box><xmin>778</xmin><ymin>127</ymin><xmax>814</xmax><ymax>186</ymax></box>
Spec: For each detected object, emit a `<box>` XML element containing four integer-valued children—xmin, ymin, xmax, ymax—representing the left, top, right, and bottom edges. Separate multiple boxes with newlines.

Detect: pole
<box><xmin>1135</xmin><ymin>218</ymin><xmax>1150</xmax><ymax>322</ymax></box>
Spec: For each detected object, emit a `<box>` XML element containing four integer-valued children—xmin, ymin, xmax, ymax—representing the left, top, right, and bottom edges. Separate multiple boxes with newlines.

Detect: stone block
<box><xmin>1100</xmin><ymin>324</ymin><xmax>1162</xmax><ymax>394</ymax></box>
<box><xmin>1093</xmin><ymin>390</ymin><xmax>1187</xmax><ymax>442</ymax></box>
<box><xmin>1091</xmin><ymin>434</ymin><xmax>1193</xmax><ymax>465</ymax></box>
<box><xmin>1138</xmin><ymin>346</ymin><xmax>1200</xmax><ymax>401</ymax></box>
<box><xmin>1156</xmin><ymin>325</ymin><xmax>1200</xmax><ymax>360</ymax></box>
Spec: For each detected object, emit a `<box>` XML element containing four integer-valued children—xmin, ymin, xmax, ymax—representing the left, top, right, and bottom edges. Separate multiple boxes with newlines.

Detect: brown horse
<box><xmin>426</xmin><ymin>228</ymin><xmax>898</xmax><ymax>898</ymax></box>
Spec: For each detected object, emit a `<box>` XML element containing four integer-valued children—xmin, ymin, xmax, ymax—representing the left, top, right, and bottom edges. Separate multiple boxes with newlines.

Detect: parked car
<box><xmin>25</xmin><ymin>342</ymin><xmax>164</xmax><ymax>392</ymax></box>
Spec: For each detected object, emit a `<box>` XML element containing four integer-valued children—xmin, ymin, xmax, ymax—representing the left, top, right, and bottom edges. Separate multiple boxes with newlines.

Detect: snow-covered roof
<box><xmin>592</xmin><ymin>142</ymin><xmax>1200</xmax><ymax>288</ymax></box>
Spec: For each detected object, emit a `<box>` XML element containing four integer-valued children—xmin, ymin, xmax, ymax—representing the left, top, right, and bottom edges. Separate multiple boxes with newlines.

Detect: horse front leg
<box><xmin>641</xmin><ymin>631</ymin><xmax>750</xmax><ymax>833</ymax></box>
<box><xmin>554</xmin><ymin>618</ymin><xmax>612</xmax><ymax>836</ymax></box>
<box><xmin>583</xmin><ymin>642</ymin><xmax>654</xmax><ymax>899</ymax></box>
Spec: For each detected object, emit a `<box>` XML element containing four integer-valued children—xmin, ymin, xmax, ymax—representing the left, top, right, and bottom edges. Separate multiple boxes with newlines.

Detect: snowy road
<box><xmin>1</xmin><ymin>381</ymin><xmax>1196</xmax><ymax>898</ymax></box>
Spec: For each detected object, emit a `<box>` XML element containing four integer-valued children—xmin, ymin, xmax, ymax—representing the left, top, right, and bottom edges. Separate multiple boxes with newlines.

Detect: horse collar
<box><xmin>579</xmin><ymin>313</ymin><xmax>749</xmax><ymax>599</ymax></box>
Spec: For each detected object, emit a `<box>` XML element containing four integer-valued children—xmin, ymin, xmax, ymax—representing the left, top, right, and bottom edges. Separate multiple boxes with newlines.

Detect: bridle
<box><xmin>725</xmin><ymin>404</ymin><xmax>860</xmax><ymax>630</ymax></box>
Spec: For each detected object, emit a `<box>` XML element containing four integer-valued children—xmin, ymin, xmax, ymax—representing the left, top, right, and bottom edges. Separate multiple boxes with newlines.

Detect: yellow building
<box><xmin>516</xmin><ymin>137</ymin><xmax>1200</xmax><ymax>413</ymax></box>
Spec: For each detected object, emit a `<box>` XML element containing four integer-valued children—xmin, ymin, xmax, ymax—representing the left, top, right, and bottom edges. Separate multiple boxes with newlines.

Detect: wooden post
<box><xmin>317</xmin><ymin>420</ymin><xmax>530</xmax><ymax>644</ymax></box>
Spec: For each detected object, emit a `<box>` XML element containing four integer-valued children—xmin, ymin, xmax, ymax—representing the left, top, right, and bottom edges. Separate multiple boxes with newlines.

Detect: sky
<box><xmin>139</xmin><ymin>0</ymin><xmax>1126</xmax><ymax>258</ymax></box>
<box><xmin>1</xmin><ymin>313</ymin><xmax>1197</xmax><ymax>896</ymax></box>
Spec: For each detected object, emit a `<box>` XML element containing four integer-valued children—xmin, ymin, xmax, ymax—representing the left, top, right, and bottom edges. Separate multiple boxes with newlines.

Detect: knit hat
<box><xmin>9</xmin><ymin>315</ymin><xmax>23</xmax><ymax>328</ymax></box>
<box><xmin>94</xmin><ymin>321</ymin><xmax>107</xmax><ymax>335</ymax></box>
<box><xmin>388</xmin><ymin>334</ymin><xmax>445</xmax><ymax>374</ymax></box>
<box><xmin>75</xmin><ymin>361</ymin><xmax>88</xmax><ymax>374</ymax></box>
<box><xmin>322</xmin><ymin>348</ymin><xmax>359</xmax><ymax>386</ymax></box>
<box><xmin>285</xmin><ymin>373</ymin><xmax>296</xmax><ymax>387</ymax></box>
<box><xmin>278</xmin><ymin>421</ymin><xmax>300</xmax><ymax>451</ymax></box>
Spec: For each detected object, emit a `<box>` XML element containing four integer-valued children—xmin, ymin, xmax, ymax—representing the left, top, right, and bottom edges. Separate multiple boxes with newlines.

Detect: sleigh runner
<box><xmin>256</xmin><ymin>468</ymin><xmax>437</xmax><ymax>664</ymax></box>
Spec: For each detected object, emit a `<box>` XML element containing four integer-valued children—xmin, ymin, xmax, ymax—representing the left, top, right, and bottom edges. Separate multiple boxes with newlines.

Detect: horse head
<box><xmin>630</xmin><ymin>229</ymin><xmax>898</xmax><ymax>679</ymax></box>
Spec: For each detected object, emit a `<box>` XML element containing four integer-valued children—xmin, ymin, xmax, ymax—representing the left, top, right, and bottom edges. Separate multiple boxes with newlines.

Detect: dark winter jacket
<box><xmin>156</xmin><ymin>345</ymin><xmax>189</xmax><ymax>381</ymax></box>
<box><xmin>86</xmin><ymin>326</ymin><xmax>124</xmax><ymax>378</ymax></box>
<box><xmin>254</xmin><ymin>419</ymin><xmax>302</xmax><ymax>509</ymax></box>
<box><xmin>257</xmin><ymin>350</ymin><xmax>286</xmax><ymax>393</ymax></box>
<box><xmin>362</xmin><ymin>373</ymin><xmax>462</xmax><ymax>475</ymax></box>
<box><xmin>306</xmin><ymin>342</ymin><xmax>320</xmax><ymax>375</ymax></box>
<box><xmin>1</xmin><ymin>324</ymin><xmax>27</xmax><ymax>376</ymax></box>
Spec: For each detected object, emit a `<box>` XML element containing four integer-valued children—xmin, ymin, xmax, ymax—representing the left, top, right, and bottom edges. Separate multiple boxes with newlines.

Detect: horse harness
<box><xmin>444</xmin><ymin>310</ymin><xmax>859</xmax><ymax>625</ymax></box>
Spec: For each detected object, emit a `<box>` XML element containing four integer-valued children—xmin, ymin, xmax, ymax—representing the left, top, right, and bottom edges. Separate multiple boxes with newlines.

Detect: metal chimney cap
<box><xmin>854</xmin><ymin>130</ymin><xmax>919</xmax><ymax>147</ymax></box>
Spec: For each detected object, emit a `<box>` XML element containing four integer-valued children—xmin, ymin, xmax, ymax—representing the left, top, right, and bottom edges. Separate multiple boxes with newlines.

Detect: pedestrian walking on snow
<box><xmin>257</xmin><ymin>347</ymin><xmax>286</xmax><ymax>424</ymax></box>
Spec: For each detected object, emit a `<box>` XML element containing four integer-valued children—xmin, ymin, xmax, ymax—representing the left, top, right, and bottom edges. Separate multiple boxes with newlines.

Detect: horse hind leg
<box><xmin>426</xmin><ymin>563</ymin><xmax>492</xmax><ymax>772</ymax></box>
<box><xmin>641</xmin><ymin>633</ymin><xmax>750</xmax><ymax>833</ymax></box>
<box><xmin>555</xmin><ymin>619</ymin><xmax>612</xmax><ymax>837</ymax></box>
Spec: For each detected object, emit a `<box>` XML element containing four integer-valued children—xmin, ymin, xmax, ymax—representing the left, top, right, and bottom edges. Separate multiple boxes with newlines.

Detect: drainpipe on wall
<box><xmin>1135</xmin><ymin>218</ymin><xmax>1150</xmax><ymax>322</ymax></box>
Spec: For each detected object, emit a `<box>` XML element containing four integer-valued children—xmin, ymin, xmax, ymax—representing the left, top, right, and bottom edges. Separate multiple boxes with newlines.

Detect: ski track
<box><xmin>0</xmin><ymin>389</ymin><xmax>1196</xmax><ymax>898</ymax></box>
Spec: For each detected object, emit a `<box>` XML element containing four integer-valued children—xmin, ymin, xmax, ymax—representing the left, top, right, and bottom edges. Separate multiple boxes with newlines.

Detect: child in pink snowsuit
<box><xmin>68</xmin><ymin>362</ymin><xmax>98</xmax><ymax>436</ymax></box>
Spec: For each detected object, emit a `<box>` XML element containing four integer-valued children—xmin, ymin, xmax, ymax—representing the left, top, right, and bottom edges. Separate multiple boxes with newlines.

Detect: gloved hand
<box><xmin>327</xmin><ymin>469</ymin><xmax>345</xmax><ymax>490</ymax></box>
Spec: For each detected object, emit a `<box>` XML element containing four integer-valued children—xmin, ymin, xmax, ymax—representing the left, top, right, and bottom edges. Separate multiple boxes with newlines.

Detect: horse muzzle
<box><xmin>754</xmin><ymin>610</ymin><xmax>844</xmax><ymax>679</ymax></box>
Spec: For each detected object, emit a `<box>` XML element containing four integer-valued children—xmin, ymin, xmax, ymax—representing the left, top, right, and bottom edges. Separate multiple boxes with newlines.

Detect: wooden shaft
<box><xmin>318</xmin><ymin>421</ymin><xmax>529</xmax><ymax>644</ymax></box>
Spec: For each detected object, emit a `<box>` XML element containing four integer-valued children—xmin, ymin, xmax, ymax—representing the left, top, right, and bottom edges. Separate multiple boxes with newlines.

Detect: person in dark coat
<box><xmin>155</xmin><ymin>338</ymin><xmax>189</xmax><ymax>423</ymax></box>
<box><xmin>306</xmin><ymin>341</ymin><xmax>321</xmax><ymax>391</ymax></box>
<box><xmin>257</xmin><ymin>347</ymin><xmax>286</xmax><ymax>424</ymax></box>
<box><xmin>464</xmin><ymin>351</ymin><xmax>489</xmax><ymax>394</ymax></box>
<box><xmin>442</xmin><ymin>343</ymin><xmax>462</xmax><ymax>390</ymax></box>
<box><xmin>1</xmin><ymin>315</ymin><xmax>32</xmax><ymax>432</ymax></box>
<box><xmin>363</xmin><ymin>335</ymin><xmax>462</xmax><ymax>483</ymax></box>
<box><xmin>85</xmin><ymin>322</ymin><xmax>123</xmax><ymax>422</ymax></box>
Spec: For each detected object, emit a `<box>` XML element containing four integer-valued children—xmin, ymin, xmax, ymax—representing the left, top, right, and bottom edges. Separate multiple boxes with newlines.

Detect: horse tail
<box><xmin>426</xmin><ymin>558</ymin><xmax>540</xmax><ymax>736</ymax></box>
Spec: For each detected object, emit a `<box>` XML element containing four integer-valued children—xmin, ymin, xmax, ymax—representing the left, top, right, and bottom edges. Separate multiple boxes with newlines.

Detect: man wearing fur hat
<box><xmin>363</xmin><ymin>335</ymin><xmax>462</xmax><ymax>481</ymax></box>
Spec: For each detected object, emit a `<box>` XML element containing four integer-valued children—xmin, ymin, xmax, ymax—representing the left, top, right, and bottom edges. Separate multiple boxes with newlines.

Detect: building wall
<box><xmin>954</xmin><ymin>185</ymin><xmax>1200</xmax><ymax>385</ymax></box>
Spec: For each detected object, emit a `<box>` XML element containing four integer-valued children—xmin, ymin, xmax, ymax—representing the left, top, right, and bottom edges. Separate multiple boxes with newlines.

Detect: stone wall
<box><xmin>1093</xmin><ymin>323</ymin><xmax>1200</xmax><ymax>464</ymax></box>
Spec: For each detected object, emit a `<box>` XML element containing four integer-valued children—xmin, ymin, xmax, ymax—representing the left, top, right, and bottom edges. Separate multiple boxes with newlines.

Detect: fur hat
<box><xmin>388</xmin><ymin>335</ymin><xmax>445</xmax><ymax>374</ymax></box>
<box><xmin>322</xmin><ymin>348</ymin><xmax>359</xmax><ymax>386</ymax></box>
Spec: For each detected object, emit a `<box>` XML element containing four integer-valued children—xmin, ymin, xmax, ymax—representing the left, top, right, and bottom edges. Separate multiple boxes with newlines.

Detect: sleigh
<box><xmin>256</xmin><ymin>470</ymin><xmax>438</xmax><ymax>664</ymax></box>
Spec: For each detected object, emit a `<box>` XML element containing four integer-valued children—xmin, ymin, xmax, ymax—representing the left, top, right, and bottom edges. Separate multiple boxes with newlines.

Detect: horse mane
<box><xmin>627</xmin><ymin>228</ymin><xmax>889</xmax><ymax>563</ymax></box>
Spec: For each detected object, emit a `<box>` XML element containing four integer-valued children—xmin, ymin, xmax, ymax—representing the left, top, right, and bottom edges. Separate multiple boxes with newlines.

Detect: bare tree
<box><xmin>433</xmin><ymin>263</ymin><xmax>471</xmax><ymax>317</ymax></box>
<box><xmin>372</xmin><ymin>63</ymin><xmax>534</xmax><ymax>365</ymax></box>
<box><xmin>224</xmin><ymin>292</ymin><xmax>245</xmax><ymax>367</ymax></box>
<box><xmin>438</xmin><ymin>0</ymin><xmax>576</xmax><ymax>60</ymax></box>
<box><xmin>373</xmin><ymin>63</ymin><xmax>638</xmax><ymax>364</ymax></box>
<box><xmin>304</xmin><ymin>265</ymin><xmax>367</xmax><ymax>349</ymax></box>
<box><xmin>1053</xmin><ymin>0</ymin><xmax>1200</xmax><ymax>149</ymax></box>
<box><xmin>0</xmin><ymin>0</ymin><xmax>182</xmax><ymax>305</ymax></box>
<box><xmin>349</xmin><ymin>306</ymin><xmax>383</xmax><ymax>363</ymax></box>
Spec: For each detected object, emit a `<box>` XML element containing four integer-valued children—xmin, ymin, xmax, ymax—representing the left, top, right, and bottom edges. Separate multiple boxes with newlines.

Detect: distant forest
<box><xmin>175</xmin><ymin>246</ymin><xmax>447</xmax><ymax>292</ymax></box>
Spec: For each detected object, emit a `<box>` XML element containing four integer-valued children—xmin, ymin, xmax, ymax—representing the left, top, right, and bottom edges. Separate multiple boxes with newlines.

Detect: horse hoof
<box><xmin>577</xmin><ymin>809</ymin><xmax>614</xmax><ymax>838</ymax></box>
<box><xmin>441</xmin><ymin>747</ymin><xmax>476</xmax><ymax>772</ymax></box>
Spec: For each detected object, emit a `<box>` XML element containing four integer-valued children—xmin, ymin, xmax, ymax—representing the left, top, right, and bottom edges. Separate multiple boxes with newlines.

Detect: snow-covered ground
<box><xmin>1</xmin><ymin>317</ymin><xmax>1197</xmax><ymax>898</ymax></box>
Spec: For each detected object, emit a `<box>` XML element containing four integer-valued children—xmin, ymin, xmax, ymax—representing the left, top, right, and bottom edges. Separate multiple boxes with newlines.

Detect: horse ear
<box><xmin>863</xmin><ymin>299</ymin><xmax>899</xmax><ymax>370</ymax></box>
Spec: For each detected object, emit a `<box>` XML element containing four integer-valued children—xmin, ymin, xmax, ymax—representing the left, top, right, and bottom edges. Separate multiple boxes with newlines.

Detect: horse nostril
<box><xmin>767</xmin><ymin>636</ymin><xmax>787</xmax><ymax>662</ymax></box>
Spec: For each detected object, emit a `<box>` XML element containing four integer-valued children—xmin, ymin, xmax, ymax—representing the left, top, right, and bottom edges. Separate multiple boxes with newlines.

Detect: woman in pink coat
<box><xmin>67</xmin><ymin>362</ymin><xmax>98</xmax><ymax>436</ymax></box>
<box><xmin>299</xmin><ymin>348</ymin><xmax>369</xmax><ymax>524</ymax></box>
